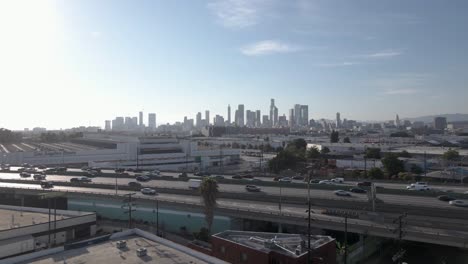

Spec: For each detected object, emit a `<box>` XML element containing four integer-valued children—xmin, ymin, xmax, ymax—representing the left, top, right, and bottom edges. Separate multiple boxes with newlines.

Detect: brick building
<box><xmin>211</xmin><ymin>230</ymin><xmax>336</xmax><ymax>264</ymax></box>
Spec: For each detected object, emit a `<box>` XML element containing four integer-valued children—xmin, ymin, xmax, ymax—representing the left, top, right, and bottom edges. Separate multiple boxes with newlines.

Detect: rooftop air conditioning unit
<box><xmin>116</xmin><ymin>240</ymin><xmax>127</xmax><ymax>249</ymax></box>
<box><xmin>137</xmin><ymin>247</ymin><xmax>147</xmax><ymax>257</ymax></box>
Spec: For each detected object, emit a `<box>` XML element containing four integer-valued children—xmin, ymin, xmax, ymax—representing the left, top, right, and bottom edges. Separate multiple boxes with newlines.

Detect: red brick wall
<box><xmin>212</xmin><ymin>236</ymin><xmax>270</xmax><ymax>264</ymax></box>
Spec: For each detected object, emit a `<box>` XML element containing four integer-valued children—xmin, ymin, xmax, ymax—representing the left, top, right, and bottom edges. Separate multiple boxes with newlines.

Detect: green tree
<box><xmin>200</xmin><ymin>177</ymin><xmax>219</xmax><ymax>234</ymax></box>
<box><xmin>268</xmin><ymin>149</ymin><xmax>305</xmax><ymax>173</ymax></box>
<box><xmin>410</xmin><ymin>164</ymin><xmax>423</xmax><ymax>174</ymax></box>
<box><xmin>289</xmin><ymin>138</ymin><xmax>307</xmax><ymax>150</ymax></box>
<box><xmin>382</xmin><ymin>154</ymin><xmax>405</xmax><ymax>176</ymax></box>
<box><xmin>368</xmin><ymin>168</ymin><xmax>384</xmax><ymax>179</ymax></box>
<box><xmin>343</xmin><ymin>137</ymin><xmax>351</xmax><ymax>143</ymax></box>
<box><xmin>442</xmin><ymin>149</ymin><xmax>460</xmax><ymax>161</ymax></box>
<box><xmin>330</xmin><ymin>130</ymin><xmax>339</xmax><ymax>143</ymax></box>
<box><xmin>398</xmin><ymin>150</ymin><xmax>412</xmax><ymax>158</ymax></box>
<box><xmin>365</xmin><ymin>148</ymin><xmax>381</xmax><ymax>159</ymax></box>
<box><xmin>0</xmin><ymin>128</ymin><xmax>21</xmax><ymax>143</ymax></box>
<box><xmin>321</xmin><ymin>147</ymin><xmax>330</xmax><ymax>155</ymax></box>
<box><xmin>306</xmin><ymin>146</ymin><xmax>320</xmax><ymax>159</ymax></box>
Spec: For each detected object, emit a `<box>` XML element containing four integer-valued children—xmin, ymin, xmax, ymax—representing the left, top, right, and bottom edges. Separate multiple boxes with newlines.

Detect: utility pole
<box><xmin>122</xmin><ymin>193</ymin><xmax>136</xmax><ymax>228</ymax></box>
<box><xmin>424</xmin><ymin>151</ymin><xmax>427</xmax><ymax>178</ymax></box>
<box><xmin>307</xmin><ymin>171</ymin><xmax>312</xmax><ymax>264</ymax></box>
<box><xmin>392</xmin><ymin>213</ymin><xmax>407</xmax><ymax>263</ymax></box>
<box><xmin>344</xmin><ymin>215</ymin><xmax>348</xmax><ymax>264</ymax></box>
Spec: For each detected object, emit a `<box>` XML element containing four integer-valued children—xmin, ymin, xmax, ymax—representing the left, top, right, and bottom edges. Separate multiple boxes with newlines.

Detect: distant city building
<box><xmin>214</xmin><ymin>115</ymin><xmax>225</xmax><ymax>126</ymax></box>
<box><xmin>205</xmin><ymin>110</ymin><xmax>210</xmax><ymax>125</ymax></box>
<box><xmin>289</xmin><ymin>109</ymin><xmax>295</xmax><ymax>127</ymax></box>
<box><xmin>112</xmin><ymin>117</ymin><xmax>124</xmax><ymax>131</ymax></box>
<box><xmin>395</xmin><ymin>114</ymin><xmax>400</xmax><ymax>127</ymax></box>
<box><xmin>336</xmin><ymin>112</ymin><xmax>341</xmax><ymax>128</ymax></box>
<box><xmin>255</xmin><ymin>110</ymin><xmax>261</xmax><ymax>127</ymax></box>
<box><xmin>278</xmin><ymin>115</ymin><xmax>288</xmax><ymax>127</ymax></box>
<box><xmin>294</xmin><ymin>104</ymin><xmax>301</xmax><ymax>126</ymax></box>
<box><xmin>139</xmin><ymin>111</ymin><xmax>144</xmax><ymax>127</ymax></box>
<box><xmin>434</xmin><ymin>117</ymin><xmax>447</xmax><ymax>130</ymax></box>
<box><xmin>105</xmin><ymin>120</ymin><xmax>111</xmax><ymax>131</ymax></box>
<box><xmin>148</xmin><ymin>113</ymin><xmax>156</xmax><ymax>130</ymax></box>
<box><xmin>196</xmin><ymin>112</ymin><xmax>202</xmax><ymax>128</ymax></box>
<box><xmin>236</xmin><ymin>104</ymin><xmax>244</xmax><ymax>126</ymax></box>
<box><xmin>227</xmin><ymin>104</ymin><xmax>231</xmax><ymax>125</ymax></box>
<box><xmin>300</xmin><ymin>105</ymin><xmax>308</xmax><ymax>126</ymax></box>
<box><xmin>246</xmin><ymin>110</ymin><xmax>255</xmax><ymax>127</ymax></box>
<box><xmin>262</xmin><ymin>115</ymin><xmax>270</xmax><ymax>127</ymax></box>
<box><xmin>270</xmin><ymin>99</ymin><xmax>278</xmax><ymax>127</ymax></box>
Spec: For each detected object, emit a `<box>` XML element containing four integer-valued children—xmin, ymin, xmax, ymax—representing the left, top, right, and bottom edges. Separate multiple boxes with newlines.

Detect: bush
<box><xmin>368</xmin><ymin>168</ymin><xmax>384</xmax><ymax>179</ymax></box>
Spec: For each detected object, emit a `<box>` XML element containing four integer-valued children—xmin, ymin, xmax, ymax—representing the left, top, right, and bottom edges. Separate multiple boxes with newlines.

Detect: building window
<box><xmin>241</xmin><ymin>252</ymin><xmax>248</xmax><ymax>262</ymax></box>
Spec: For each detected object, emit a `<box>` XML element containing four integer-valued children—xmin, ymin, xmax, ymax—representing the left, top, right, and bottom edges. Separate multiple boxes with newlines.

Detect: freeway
<box><xmin>1</xmin><ymin>181</ymin><xmax>468</xmax><ymax>248</ymax></box>
<box><xmin>1</xmin><ymin>172</ymin><xmax>467</xmax><ymax>210</ymax></box>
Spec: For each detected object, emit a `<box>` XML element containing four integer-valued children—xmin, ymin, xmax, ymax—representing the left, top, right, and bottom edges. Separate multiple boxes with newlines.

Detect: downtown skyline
<box><xmin>1</xmin><ymin>0</ymin><xmax>468</xmax><ymax>130</ymax></box>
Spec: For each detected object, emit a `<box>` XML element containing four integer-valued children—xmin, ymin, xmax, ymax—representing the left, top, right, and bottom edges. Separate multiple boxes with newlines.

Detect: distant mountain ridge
<box><xmin>404</xmin><ymin>113</ymin><xmax>468</xmax><ymax>123</ymax></box>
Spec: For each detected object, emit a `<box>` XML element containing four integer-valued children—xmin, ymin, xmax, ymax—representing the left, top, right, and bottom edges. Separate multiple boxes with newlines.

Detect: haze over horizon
<box><xmin>1</xmin><ymin>0</ymin><xmax>468</xmax><ymax>130</ymax></box>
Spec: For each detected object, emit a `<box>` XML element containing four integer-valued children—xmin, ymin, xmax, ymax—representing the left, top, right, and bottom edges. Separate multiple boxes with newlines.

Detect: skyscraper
<box><xmin>270</xmin><ymin>99</ymin><xmax>278</xmax><ymax>127</ymax></box>
<box><xmin>227</xmin><ymin>105</ymin><xmax>231</xmax><ymax>125</ymax></box>
<box><xmin>139</xmin><ymin>111</ymin><xmax>143</xmax><ymax>127</ymax></box>
<box><xmin>105</xmin><ymin>120</ymin><xmax>111</xmax><ymax>131</ymax></box>
<box><xmin>395</xmin><ymin>114</ymin><xmax>400</xmax><ymax>127</ymax></box>
<box><xmin>205</xmin><ymin>110</ymin><xmax>210</xmax><ymax>125</ymax></box>
<box><xmin>289</xmin><ymin>109</ymin><xmax>295</xmax><ymax>127</ymax></box>
<box><xmin>148</xmin><ymin>113</ymin><xmax>156</xmax><ymax>130</ymax></box>
<box><xmin>336</xmin><ymin>112</ymin><xmax>341</xmax><ymax>128</ymax></box>
<box><xmin>255</xmin><ymin>110</ymin><xmax>261</xmax><ymax>127</ymax></box>
<box><xmin>236</xmin><ymin>104</ymin><xmax>244</xmax><ymax>126</ymax></box>
<box><xmin>300</xmin><ymin>105</ymin><xmax>308</xmax><ymax>126</ymax></box>
<box><xmin>294</xmin><ymin>104</ymin><xmax>301</xmax><ymax>126</ymax></box>
<box><xmin>434</xmin><ymin>117</ymin><xmax>447</xmax><ymax>130</ymax></box>
<box><xmin>196</xmin><ymin>112</ymin><xmax>202</xmax><ymax>128</ymax></box>
<box><xmin>273</xmin><ymin>107</ymin><xmax>278</xmax><ymax>127</ymax></box>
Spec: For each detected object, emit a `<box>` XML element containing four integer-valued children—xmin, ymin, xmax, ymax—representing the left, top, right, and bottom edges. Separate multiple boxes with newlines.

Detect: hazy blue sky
<box><xmin>1</xmin><ymin>0</ymin><xmax>467</xmax><ymax>130</ymax></box>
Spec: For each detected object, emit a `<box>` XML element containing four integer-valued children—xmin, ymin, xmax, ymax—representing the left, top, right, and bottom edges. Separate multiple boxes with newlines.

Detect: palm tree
<box><xmin>200</xmin><ymin>177</ymin><xmax>219</xmax><ymax>233</ymax></box>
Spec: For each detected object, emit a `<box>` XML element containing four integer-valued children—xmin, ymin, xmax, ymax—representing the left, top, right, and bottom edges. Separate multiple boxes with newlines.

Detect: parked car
<box><xmin>136</xmin><ymin>175</ymin><xmax>150</xmax><ymax>182</ymax></box>
<box><xmin>20</xmin><ymin>172</ymin><xmax>31</xmax><ymax>178</ymax></box>
<box><xmin>357</xmin><ymin>181</ymin><xmax>372</xmax><ymax>187</ymax></box>
<box><xmin>437</xmin><ymin>195</ymin><xmax>456</xmax><ymax>202</ymax></box>
<box><xmin>449</xmin><ymin>200</ymin><xmax>468</xmax><ymax>207</ymax></box>
<box><xmin>319</xmin><ymin>180</ymin><xmax>333</xmax><ymax>185</ymax></box>
<box><xmin>141</xmin><ymin>188</ymin><xmax>157</xmax><ymax>195</ymax></box>
<box><xmin>245</xmin><ymin>185</ymin><xmax>261</xmax><ymax>192</ymax></box>
<box><xmin>40</xmin><ymin>181</ymin><xmax>54</xmax><ymax>189</ymax></box>
<box><xmin>349</xmin><ymin>188</ymin><xmax>367</xmax><ymax>194</ymax></box>
<box><xmin>128</xmin><ymin>181</ymin><xmax>142</xmax><ymax>188</ymax></box>
<box><xmin>334</xmin><ymin>190</ymin><xmax>351</xmax><ymax>197</ymax></box>
<box><xmin>279</xmin><ymin>177</ymin><xmax>292</xmax><ymax>183</ymax></box>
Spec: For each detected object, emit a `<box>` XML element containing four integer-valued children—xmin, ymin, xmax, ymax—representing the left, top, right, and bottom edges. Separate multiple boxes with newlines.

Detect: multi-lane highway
<box><xmin>1</xmin><ymin>170</ymin><xmax>467</xmax><ymax>210</ymax></box>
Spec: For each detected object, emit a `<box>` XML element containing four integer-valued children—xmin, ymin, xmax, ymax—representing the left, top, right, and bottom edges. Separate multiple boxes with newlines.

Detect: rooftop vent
<box><xmin>116</xmin><ymin>240</ymin><xmax>127</xmax><ymax>249</ymax></box>
<box><xmin>137</xmin><ymin>247</ymin><xmax>147</xmax><ymax>257</ymax></box>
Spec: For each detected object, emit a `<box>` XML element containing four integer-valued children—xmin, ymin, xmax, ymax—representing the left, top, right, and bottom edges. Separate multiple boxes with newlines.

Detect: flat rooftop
<box><xmin>27</xmin><ymin>236</ymin><xmax>213</xmax><ymax>264</ymax></box>
<box><xmin>0</xmin><ymin>208</ymin><xmax>71</xmax><ymax>231</ymax></box>
<box><xmin>214</xmin><ymin>230</ymin><xmax>334</xmax><ymax>258</ymax></box>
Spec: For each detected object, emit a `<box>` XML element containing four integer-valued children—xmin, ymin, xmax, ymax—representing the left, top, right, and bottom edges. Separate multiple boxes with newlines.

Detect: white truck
<box><xmin>406</xmin><ymin>182</ymin><xmax>430</xmax><ymax>191</ymax></box>
<box><xmin>331</xmin><ymin>177</ymin><xmax>344</xmax><ymax>183</ymax></box>
<box><xmin>188</xmin><ymin>179</ymin><xmax>202</xmax><ymax>189</ymax></box>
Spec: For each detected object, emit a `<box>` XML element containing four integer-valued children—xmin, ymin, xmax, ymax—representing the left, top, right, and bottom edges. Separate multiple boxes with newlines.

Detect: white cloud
<box><xmin>240</xmin><ymin>40</ymin><xmax>299</xmax><ymax>56</ymax></box>
<box><xmin>384</xmin><ymin>88</ymin><xmax>419</xmax><ymax>95</ymax></box>
<box><xmin>207</xmin><ymin>0</ymin><xmax>269</xmax><ymax>28</ymax></box>
<box><xmin>360</xmin><ymin>50</ymin><xmax>402</xmax><ymax>59</ymax></box>
<box><xmin>316</xmin><ymin>61</ymin><xmax>360</xmax><ymax>68</ymax></box>
<box><xmin>91</xmin><ymin>31</ymin><xmax>101</xmax><ymax>38</ymax></box>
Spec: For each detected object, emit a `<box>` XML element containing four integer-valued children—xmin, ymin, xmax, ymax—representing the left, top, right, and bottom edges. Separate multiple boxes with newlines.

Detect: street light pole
<box><xmin>307</xmin><ymin>172</ymin><xmax>311</xmax><ymax>264</ymax></box>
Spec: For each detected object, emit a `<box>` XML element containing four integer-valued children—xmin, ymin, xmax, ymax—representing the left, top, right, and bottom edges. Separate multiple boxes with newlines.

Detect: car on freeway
<box><xmin>134</xmin><ymin>169</ymin><xmax>143</xmax><ymax>173</ymax></box>
<box><xmin>245</xmin><ymin>185</ymin><xmax>261</xmax><ymax>192</ymax></box>
<box><xmin>309</xmin><ymin>179</ymin><xmax>320</xmax><ymax>184</ymax></box>
<box><xmin>56</xmin><ymin>167</ymin><xmax>67</xmax><ymax>173</ymax></box>
<box><xmin>33</xmin><ymin>174</ymin><xmax>46</xmax><ymax>180</ymax></box>
<box><xmin>126</xmin><ymin>168</ymin><xmax>135</xmax><ymax>172</ymax></box>
<box><xmin>357</xmin><ymin>181</ymin><xmax>372</xmax><ymax>187</ymax></box>
<box><xmin>40</xmin><ymin>181</ymin><xmax>54</xmax><ymax>189</ymax></box>
<box><xmin>70</xmin><ymin>177</ymin><xmax>92</xmax><ymax>183</ymax></box>
<box><xmin>211</xmin><ymin>175</ymin><xmax>225</xmax><ymax>180</ymax></box>
<box><xmin>410</xmin><ymin>182</ymin><xmax>428</xmax><ymax>187</ymax></box>
<box><xmin>334</xmin><ymin>190</ymin><xmax>351</xmax><ymax>197</ymax></box>
<box><xmin>86</xmin><ymin>170</ymin><xmax>98</xmax><ymax>177</ymax></box>
<box><xmin>249</xmin><ymin>178</ymin><xmax>262</xmax><ymax>182</ymax></box>
<box><xmin>178</xmin><ymin>172</ymin><xmax>188</xmax><ymax>178</ymax></box>
<box><xmin>464</xmin><ymin>191</ymin><xmax>468</xmax><ymax>195</ymax></box>
<box><xmin>437</xmin><ymin>195</ymin><xmax>456</xmax><ymax>202</ymax></box>
<box><xmin>349</xmin><ymin>188</ymin><xmax>367</xmax><ymax>194</ymax></box>
<box><xmin>194</xmin><ymin>172</ymin><xmax>203</xmax><ymax>176</ymax></box>
<box><xmin>292</xmin><ymin>176</ymin><xmax>305</xmax><ymax>181</ymax></box>
<box><xmin>449</xmin><ymin>200</ymin><xmax>468</xmax><ymax>207</ymax></box>
<box><xmin>232</xmin><ymin>175</ymin><xmax>243</xmax><ymax>179</ymax></box>
<box><xmin>128</xmin><ymin>181</ymin><xmax>142</xmax><ymax>189</ymax></box>
<box><xmin>279</xmin><ymin>177</ymin><xmax>292</xmax><ymax>183</ymax></box>
<box><xmin>136</xmin><ymin>175</ymin><xmax>151</xmax><ymax>182</ymax></box>
<box><xmin>44</xmin><ymin>168</ymin><xmax>57</xmax><ymax>174</ymax></box>
<box><xmin>20</xmin><ymin>172</ymin><xmax>31</xmax><ymax>178</ymax></box>
<box><xmin>141</xmin><ymin>188</ymin><xmax>157</xmax><ymax>195</ymax></box>
<box><xmin>406</xmin><ymin>184</ymin><xmax>430</xmax><ymax>191</ymax></box>
<box><xmin>241</xmin><ymin>174</ymin><xmax>253</xmax><ymax>179</ymax></box>
<box><xmin>331</xmin><ymin>178</ymin><xmax>344</xmax><ymax>183</ymax></box>
<box><xmin>319</xmin><ymin>180</ymin><xmax>333</xmax><ymax>185</ymax></box>
<box><xmin>25</xmin><ymin>167</ymin><xmax>37</xmax><ymax>173</ymax></box>
<box><xmin>38</xmin><ymin>165</ymin><xmax>47</xmax><ymax>169</ymax></box>
<box><xmin>114</xmin><ymin>168</ymin><xmax>125</xmax><ymax>173</ymax></box>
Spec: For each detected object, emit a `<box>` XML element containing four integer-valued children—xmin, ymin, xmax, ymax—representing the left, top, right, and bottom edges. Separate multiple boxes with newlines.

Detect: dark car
<box><xmin>350</xmin><ymin>188</ymin><xmax>367</xmax><ymax>194</ymax></box>
<box><xmin>40</xmin><ymin>181</ymin><xmax>54</xmax><ymax>189</ymax></box>
<box><xmin>232</xmin><ymin>175</ymin><xmax>243</xmax><ymax>179</ymax></box>
<box><xmin>357</xmin><ymin>181</ymin><xmax>372</xmax><ymax>187</ymax></box>
<box><xmin>292</xmin><ymin>176</ymin><xmax>305</xmax><ymax>181</ymax></box>
<box><xmin>136</xmin><ymin>175</ymin><xmax>150</xmax><ymax>182</ymax></box>
<box><xmin>194</xmin><ymin>172</ymin><xmax>203</xmax><ymax>176</ymax></box>
<box><xmin>126</xmin><ymin>168</ymin><xmax>135</xmax><ymax>172</ymax></box>
<box><xmin>128</xmin><ymin>181</ymin><xmax>142</xmax><ymax>188</ymax></box>
<box><xmin>115</xmin><ymin>168</ymin><xmax>125</xmax><ymax>173</ymax></box>
<box><xmin>437</xmin><ymin>195</ymin><xmax>456</xmax><ymax>202</ymax></box>
<box><xmin>309</xmin><ymin>179</ymin><xmax>320</xmax><ymax>184</ymax></box>
<box><xmin>245</xmin><ymin>185</ymin><xmax>261</xmax><ymax>192</ymax></box>
<box><xmin>241</xmin><ymin>174</ymin><xmax>253</xmax><ymax>179</ymax></box>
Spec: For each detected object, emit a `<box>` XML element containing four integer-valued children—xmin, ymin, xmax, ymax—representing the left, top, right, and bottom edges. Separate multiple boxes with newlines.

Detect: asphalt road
<box><xmin>1</xmin><ymin>171</ymin><xmax>466</xmax><ymax>210</ymax></box>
